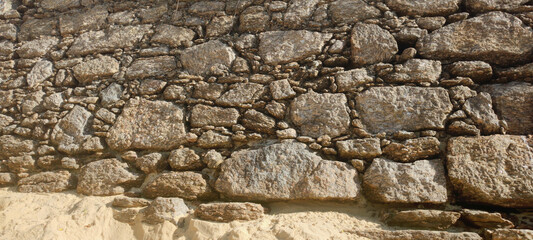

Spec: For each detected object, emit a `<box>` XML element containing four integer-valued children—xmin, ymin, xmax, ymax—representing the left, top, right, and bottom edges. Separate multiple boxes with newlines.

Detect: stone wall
<box><xmin>0</xmin><ymin>0</ymin><xmax>533</xmax><ymax>238</ymax></box>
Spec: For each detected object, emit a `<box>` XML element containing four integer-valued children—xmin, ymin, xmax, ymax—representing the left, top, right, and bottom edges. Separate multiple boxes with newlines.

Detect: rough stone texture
<box><xmin>417</xmin><ymin>12</ymin><xmax>533</xmax><ymax>66</ymax></box>
<box><xmin>354</xmin><ymin>230</ymin><xmax>482</xmax><ymax>240</ymax></box>
<box><xmin>142</xmin><ymin>197</ymin><xmax>189</xmax><ymax>224</ymax></box>
<box><xmin>363</xmin><ymin>158</ymin><xmax>448</xmax><ymax>204</ymax></box>
<box><xmin>59</xmin><ymin>6</ymin><xmax>108</xmax><ymax>35</ymax></box>
<box><xmin>282</xmin><ymin>0</ymin><xmax>319</xmax><ymax>28</ymax></box>
<box><xmin>382</xmin><ymin>59</ymin><xmax>441</xmax><ymax>84</ymax></box>
<box><xmin>335</xmin><ymin>68</ymin><xmax>373</xmax><ymax>92</ymax></box>
<box><xmin>466</xmin><ymin>0</ymin><xmax>529</xmax><ymax>12</ymax></box>
<box><xmin>448</xmin><ymin>61</ymin><xmax>492</xmax><ymax>83</ymax></box>
<box><xmin>72</xmin><ymin>56</ymin><xmax>119</xmax><ymax>84</ymax></box>
<box><xmin>216</xmin><ymin>83</ymin><xmax>264</xmax><ymax>107</ymax></box>
<box><xmin>107</xmin><ymin>98</ymin><xmax>187</xmax><ymax>151</ymax></box>
<box><xmin>0</xmin><ymin>173</ymin><xmax>17</xmax><ymax>187</ymax></box>
<box><xmin>135</xmin><ymin>152</ymin><xmax>168</xmax><ymax>174</ymax></box>
<box><xmin>19</xmin><ymin>18</ymin><xmax>57</xmax><ymax>41</ymax></box>
<box><xmin>40</xmin><ymin>0</ymin><xmax>80</xmax><ymax>11</ymax></box>
<box><xmin>27</xmin><ymin>60</ymin><xmax>54</xmax><ymax>88</ymax></box>
<box><xmin>328</xmin><ymin>0</ymin><xmax>381</xmax><ymax>25</ymax></box>
<box><xmin>125</xmin><ymin>56</ymin><xmax>176</xmax><ymax>79</ymax></box>
<box><xmin>489</xmin><ymin>229</ymin><xmax>533</xmax><ymax>240</ymax></box>
<box><xmin>0</xmin><ymin>135</ymin><xmax>36</xmax><ymax>159</ymax></box>
<box><xmin>385</xmin><ymin>210</ymin><xmax>461</xmax><ymax>230</ymax></box>
<box><xmin>258</xmin><ymin>30</ymin><xmax>331</xmax><ymax>65</ymax></box>
<box><xmin>190</xmin><ymin>104</ymin><xmax>239</xmax><ymax>127</ymax></box>
<box><xmin>351</xmin><ymin>23</ymin><xmax>398</xmax><ymax>67</ymax></box>
<box><xmin>17</xmin><ymin>170</ymin><xmax>75</xmax><ymax>193</ymax></box>
<box><xmin>461</xmin><ymin>209</ymin><xmax>514</xmax><ymax>229</ymax></box>
<box><xmin>496</xmin><ymin>63</ymin><xmax>533</xmax><ymax>83</ymax></box>
<box><xmin>215</xmin><ymin>141</ymin><xmax>361</xmax><ymax>201</ymax></box>
<box><xmin>77</xmin><ymin>158</ymin><xmax>141</xmax><ymax>196</ymax></box>
<box><xmin>151</xmin><ymin>25</ymin><xmax>195</xmax><ymax>47</ymax></box>
<box><xmin>383</xmin><ymin>137</ymin><xmax>441</xmax><ymax>162</ymax></box>
<box><xmin>463</xmin><ymin>92</ymin><xmax>501</xmax><ymax>134</ymax></box>
<box><xmin>168</xmin><ymin>148</ymin><xmax>204</xmax><ymax>171</ymax></box>
<box><xmin>290</xmin><ymin>91</ymin><xmax>350</xmax><ymax>138</ymax></box>
<box><xmin>194</xmin><ymin>202</ymin><xmax>264</xmax><ymax>222</ymax></box>
<box><xmin>17</xmin><ymin>37</ymin><xmax>58</xmax><ymax>59</ymax></box>
<box><xmin>242</xmin><ymin>109</ymin><xmax>276</xmax><ymax>134</ymax></box>
<box><xmin>385</xmin><ymin>0</ymin><xmax>461</xmax><ymax>16</ymax></box>
<box><xmin>141</xmin><ymin>171</ymin><xmax>213</xmax><ymax>200</ymax></box>
<box><xmin>270</xmin><ymin>79</ymin><xmax>296</xmax><ymax>100</ymax></box>
<box><xmin>356</xmin><ymin>86</ymin><xmax>453</xmax><ymax>134</ymax></box>
<box><xmin>180</xmin><ymin>40</ymin><xmax>236</xmax><ymax>76</ymax></box>
<box><xmin>197</xmin><ymin>131</ymin><xmax>233</xmax><ymax>149</ymax></box>
<box><xmin>336</xmin><ymin>138</ymin><xmax>382</xmax><ymax>159</ymax></box>
<box><xmin>479</xmin><ymin>82</ymin><xmax>533</xmax><ymax>135</ymax></box>
<box><xmin>50</xmin><ymin>106</ymin><xmax>92</xmax><ymax>155</ymax></box>
<box><xmin>112</xmin><ymin>196</ymin><xmax>151</xmax><ymax>208</ymax></box>
<box><xmin>447</xmin><ymin>135</ymin><xmax>533</xmax><ymax>208</ymax></box>
<box><xmin>100</xmin><ymin>83</ymin><xmax>123</xmax><ymax>107</ymax></box>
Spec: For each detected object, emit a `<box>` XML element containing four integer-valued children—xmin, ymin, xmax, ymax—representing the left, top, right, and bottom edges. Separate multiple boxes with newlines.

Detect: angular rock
<box><xmin>113</xmin><ymin>208</ymin><xmax>139</xmax><ymax>224</ymax></box>
<box><xmin>206</xmin><ymin>16</ymin><xmax>235</xmax><ymax>37</ymax></box>
<box><xmin>125</xmin><ymin>56</ymin><xmax>176</xmax><ymax>80</ymax></box>
<box><xmin>17</xmin><ymin>170</ymin><xmax>75</xmax><ymax>193</ymax></box>
<box><xmin>385</xmin><ymin>210</ymin><xmax>461</xmax><ymax>230</ymax></box>
<box><xmin>496</xmin><ymin>63</ymin><xmax>533</xmax><ymax>83</ymax></box>
<box><xmin>489</xmin><ymin>229</ymin><xmax>533</xmax><ymax>240</ymax></box>
<box><xmin>282</xmin><ymin>0</ymin><xmax>319</xmax><ymax>28</ymax></box>
<box><xmin>188</xmin><ymin>1</ymin><xmax>225</xmax><ymax>16</ymax></box>
<box><xmin>168</xmin><ymin>148</ymin><xmax>204</xmax><ymax>171</ymax></box>
<box><xmin>0</xmin><ymin>135</ymin><xmax>36</xmax><ymax>159</ymax></box>
<box><xmin>141</xmin><ymin>171</ymin><xmax>213</xmax><ymax>200</ymax></box>
<box><xmin>151</xmin><ymin>25</ymin><xmax>195</xmax><ymax>47</ymax></box>
<box><xmin>100</xmin><ymin>83</ymin><xmax>123</xmax><ymax>107</ymax></box>
<box><xmin>383</xmin><ymin>137</ymin><xmax>440</xmax><ymax>162</ymax></box>
<box><xmin>142</xmin><ymin>197</ymin><xmax>189</xmax><ymax>224</ymax></box>
<box><xmin>479</xmin><ymin>82</ymin><xmax>533</xmax><ymax>135</ymax></box>
<box><xmin>6</xmin><ymin>155</ymin><xmax>35</xmax><ymax>173</ymax></box>
<box><xmin>138</xmin><ymin>79</ymin><xmax>167</xmax><ymax>95</ymax></box>
<box><xmin>135</xmin><ymin>152</ymin><xmax>168</xmax><ymax>174</ymax></box>
<box><xmin>463</xmin><ymin>92</ymin><xmax>500</xmax><ymax>134</ymax></box>
<box><xmin>19</xmin><ymin>18</ymin><xmax>57</xmax><ymax>41</ymax></box>
<box><xmin>0</xmin><ymin>23</ymin><xmax>17</xmax><ymax>41</ymax></box>
<box><xmin>0</xmin><ymin>40</ymin><xmax>13</xmax><ymax>57</ymax></box>
<box><xmin>50</xmin><ymin>106</ymin><xmax>92</xmax><ymax>154</ymax></box>
<box><xmin>107</xmin><ymin>98</ymin><xmax>187</xmax><ymax>151</ymax></box>
<box><xmin>351</xmin><ymin>23</ymin><xmax>398</xmax><ymax>66</ymax></box>
<box><xmin>216</xmin><ymin>141</ymin><xmax>361</xmax><ymax>201</ymax></box>
<box><xmin>290</xmin><ymin>91</ymin><xmax>350</xmax><ymax>138</ymax></box>
<box><xmin>466</xmin><ymin>0</ymin><xmax>529</xmax><ymax>12</ymax></box>
<box><xmin>67</xmin><ymin>25</ymin><xmax>152</xmax><ymax>56</ymax></box>
<box><xmin>27</xmin><ymin>60</ymin><xmax>53</xmax><ymax>88</ymax></box>
<box><xmin>17</xmin><ymin>37</ymin><xmax>58</xmax><ymax>59</ymax></box>
<box><xmin>180</xmin><ymin>40</ymin><xmax>236</xmax><ymax>76</ymax></box>
<box><xmin>385</xmin><ymin>0</ymin><xmax>461</xmax><ymax>16</ymax></box>
<box><xmin>336</xmin><ymin>138</ymin><xmax>382</xmax><ymax>159</ymax></box>
<box><xmin>193</xmin><ymin>82</ymin><xmax>225</xmax><ymax>101</ymax></box>
<box><xmin>203</xmin><ymin>150</ymin><xmax>224</xmax><ymax>169</ymax></box>
<box><xmin>239</xmin><ymin>6</ymin><xmax>270</xmax><ymax>33</ymax></box>
<box><xmin>354</xmin><ymin>230</ymin><xmax>482</xmax><ymax>240</ymax></box>
<box><xmin>194</xmin><ymin>202</ymin><xmax>264</xmax><ymax>222</ymax></box>
<box><xmin>196</xmin><ymin>131</ymin><xmax>233</xmax><ymax>149</ymax></box>
<box><xmin>0</xmin><ymin>173</ymin><xmax>17</xmax><ymax>187</ymax></box>
<box><xmin>356</xmin><ymin>86</ymin><xmax>453</xmax><ymax>133</ymax></box>
<box><xmin>258</xmin><ymin>30</ymin><xmax>332</xmax><ymax>65</ymax></box>
<box><xmin>461</xmin><ymin>209</ymin><xmax>514</xmax><ymax>229</ymax></box>
<box><xmin>59</xmin><ymin>6</ymin><xmax>108</xmax><ymax>35</ymax></box>
<box><xmin>448</xmin><ymin>121</ymin><xmax>480</xmax><ymax>136</ymax></box>
<box><xmin>382</xmin><ymin>59</ymin><xmax>441</xmax><ymax>84</ymax></box>
<box><xmin>335</xmin><ymin>68</ymin><xmax>373</xmax><ymax>92</ymax></box>
<box><xmin>417</xmin><ymin>12</ymin><xmax>533</xmax><ymax>66</ymax></box>
<box><xmin>72</xmin><ymin>56</ymin><xmax>119</xmax><ymax>84</ymax></box>
<box><xmin>190</xmin><ymin>104</ymin><xmax>239</xmax><ymax>128</ymax></box>
<box><xmin>270</xmin><ymin>79</ymin><xmax>296</xmax><ymax>100</ymax></box>
<box><xmin>40</xmin><ymin>0</ymin><xmax>80</xmax><ymax>11</ymax></box>
<box><xmin>447</xmin><ymin>135</ymin><xmax>533</xmax><ymax>208</ymax></box>
<box><xmin>216</xmin><ymin>83</ymin><xmax>264</xmax><ymax>107</ymax></box>
<box><xmin>448</xmin><ymin>61</ymin><xmax>492</xmax><ymax>83</ymax></box>
<box><xmin>329</xmin><ymin>0</ymin><xmax>381</xmax><ymax>25</ymax></box>
<box><xmin>363</xmin><ymin>158</ymin><xmax>448</xmax><ymax>203</ymax></box>
<box><xmin>241</xmin><ymin>109</ymin><xmax>276</xmax><ymax>134</ymax></box>
<box><xmin>77</xmin><ymin>158</ymin><xmax>142</xmax><ymax>196</ymax></box>
<box><xmin>112</xmin><ymin>196</ymin><xmax>151</xmax><ymax>208</ymax></box>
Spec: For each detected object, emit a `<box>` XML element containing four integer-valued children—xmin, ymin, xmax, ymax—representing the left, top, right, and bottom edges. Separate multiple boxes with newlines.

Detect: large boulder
<box><xmin>77</xmin><ymin>158</ymin><xmax>142</xmax><ymax>196</ymax></box>
<box><xmin>363</xmin><ymin>158</ymin><xmax>448</xmax><ymax>204</ymax></box>
<box><xmin>215</xmin><ymin>141</ymin><xmax>361</xmax><ymax>201</ymax></box>
<box><xmin>258</xmin><ymin>30</ymin><xmax>331</xmax><ymax>65</ymax></box>
<box><xmin>290</xmin><ymin>91</ymin><xmax>350</xmax><ymax>138</ymax></box>
<box><xmin>106</xmin><ymin>98</ymin><xmax>187</xmax><ymax>151</ymax></box>
<box><xmin>356</xmin><ymin>86</ymin><xmax>452</xmax><ymax>134</ymax></box>
<box><xmin>447</xmin><ymin>135</ymin><xmax>533</xmax><ymax>208</ymax></box>
<box><xmin>417</xmin><ymin>12</ymin><xmax>533</xmax><ymax>66</ymax></box>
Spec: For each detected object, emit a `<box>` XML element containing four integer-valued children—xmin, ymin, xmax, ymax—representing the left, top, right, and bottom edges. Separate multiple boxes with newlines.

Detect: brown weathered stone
<box><xmin>354</xmin><ymin>230</ymin><xmax>481</xmax><ymax>240</ymax></box>
<box><xmin>72</xmin><ymin>56</ymin><xmax>119</xmax><ymax>84</ymax></box>
<box><xmin>135</xmin><ymin>152</ymin><xmax>168</xmax><ymax>174</ymax></box>
<box><xmin>448</xmin><ymin>61</ymin><xmax>492</xmax><ymax>83</ymax></box>
<box><xmin>50</xmin><ymin>106</ymin><xmax>92</xmax><ymax>155</ymax></box>
<box><xmin>385</xmin><ymin>210</ymin><xmax>461</xmax><ymax>230</ymax></box>
<box><xmin>329</xmin><ymin>0</ymin><xmax>381</xmax><ymax>25</ymax></box>
<box><xmin>466</xmin><ymin>0</ymin><xmax>529</xmax><ymax>12</ymax></box>
<box><xmin>463</xmin><ymin>92</ymin><xmax>501</xmax><ymax>134</ymax></box>
<box><xmin>151</xmin><ymin>25</ymin><xmax>195</xmax><ymax>47</ymax></box>
<box><xmin>112</xmin><ymin>196</ymin><xmax>151</xmax><ymax>208</ymax></box>
<box><xmin>383</xmin><ymin>137</ymin><xmax>440</xmax><ymax>162</ymax></box>
<box><xmin>180</xmin><ymin>40</ymin><xmax>236</xmax><ymax>76</ymax></box>
<box><xmin>141</xmin><ymin>171</ymin><xmax>214</xmax><ymax>200</ymax></box>
<box><xmin>77</xmin><ymin>158</ymin><xmax>142</xmax><ymax>196</ymax></box>
<box><xmin>385</xmin><ymin>0</ymin><xmax>461</xmax><ymax>16</ymax></box>
<box><xmin>258</xmin><ymin>30</ymin><xmax>331</xmax><ymax>65</ymax></box>
<box><xmin>489</xmin><ymin>229</ymin><xmax>533</xmax><ymax>240</ymax></box>
<box><xmin>351</xmin><ymin>23</ymin><xmax>398</xmax><ymax>67</ymax></box>
<box><xmin>461</xmin><ymin>209</ymin><xmax>514</xmax><ymax>229</ymax></box>
<box><xmin>194</xmin><ymin>202</ymin><xmax>264</xmax><ymax>222</ymax></box>
<box><xmin>382</xmin><ymin>59</ymin><xmax>441</xmax><ymax>84</ymax></box>
<box><xmin>125</xmin><ymin>56</ymin><xmax>176</xmax><ymax>80</ymax></box>
<box><xmin>241</xmin><ymin>109</ymin><xmax>276</xmax><ymax>134</ymax></box>
<box><xmin>216</xmin><ymin>83</ymin><xmax>264</xmax><ymax>107</ymax></box>
<box><xmin>17</xmin><ymin>170</ymin><xmax>75</xmax><ymax>193</ymax></box>
<box><xmin>142</xmin><ymin>197</ymin><xmax>189</xmax><ymax>224</ymax></box>
<box><xmin>335</xmin><ymin>68</ymin><xmax>373</xmax><ymax>92</ymax></box>
<box><xmin>168</xmin><ymin>148</ymin><xmax>204</xmax><ymax>171</ymax></box>
<box><xmin>336</xmin><ymin>138</ymin><xmax>382</xmax><ymax>159</ymax></box>
<box><xmin>190</xmin><ymin>105</ymin><xmax>239</xmax><ymax>128</ymax></box>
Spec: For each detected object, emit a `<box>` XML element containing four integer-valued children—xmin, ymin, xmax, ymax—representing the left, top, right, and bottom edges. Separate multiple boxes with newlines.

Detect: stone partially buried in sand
<box><xmin>77</xmin><ymin>158</ymin><xmax>142</xmax><ymax>196</ymax></box>
<box><xmin>194</xmin><ymin>202</ymin><xmax>264</xmax><ymax>222</ymax></box>
<box><xmin>106</xmin><ymin>98</ymin><xmax>187</xmax><ymax>151</ymax></box>
<box><xmin>215</xmin><ymin>141</ymin><xmax>361</xmax><ymax>201</ymax></box>
<box><xmin>141</xmin><ymin>171</ymin><xmax>214</xmax><ymax>200</ymax></box>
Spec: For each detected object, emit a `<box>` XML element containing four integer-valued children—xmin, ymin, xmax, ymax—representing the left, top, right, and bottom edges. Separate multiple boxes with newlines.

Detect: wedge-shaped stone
<box><xmin>290</xmin><ymin>92</ymin><xmax>350</xmax><ymax>138</ymax></box>
<box><xmin>77</xmin><ymin>158</ymin><xmax>142</xmax><ymax>196</ymax></box>
<box><xmin>356</xmin><ymin>86</ymin><xmax>452</xmax><ymax>133</ymax></box>
<box><xmin>258</xmin><ymin>30</ymin><xmax>331</xmax><ymax>65</ymax></box>
<box><xmin>215</xmin><ymin>141</ymin><xmax>361</xmax><ymax>201</ymax></box>
<box><xmin>447</xmin><ymin>135</ymin><xmax>533</xmax><ymax>207</ymax></box>
<box><xmin>417</xmin><ymin>12</ymin><xmax>533</xmax><ymax>66</ymax></box>
<box><xmin>107</xmin><ymin>98</ymin><xmax>187</xmax><ymax>151</ymax></box>
<box><xmin>363</xmin><ymin>158</ymin><xmax>447</xmax><ymax>203</ymax></box>
<box><xmin>180</xmin><ymin>40</ymin><xmax>235</xmax><ymax>76</ymax></box>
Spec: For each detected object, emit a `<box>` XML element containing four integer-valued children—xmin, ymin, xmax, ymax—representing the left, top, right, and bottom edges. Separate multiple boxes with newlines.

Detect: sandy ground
<box><xmin>0</xmin><ymin>187</ymin><xmax>386</xmax><ymax>240</ymax></box>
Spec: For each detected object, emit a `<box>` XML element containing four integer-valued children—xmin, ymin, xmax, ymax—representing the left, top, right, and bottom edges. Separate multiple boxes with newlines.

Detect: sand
<box><xmin>0</xmin><ymin>188</ymin><xmax>386</xmax><ymax>240</ymax></box>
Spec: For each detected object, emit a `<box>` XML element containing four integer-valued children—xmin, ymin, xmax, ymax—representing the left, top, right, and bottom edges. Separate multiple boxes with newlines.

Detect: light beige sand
<box><xmin>0</xmin><ymin>188</ymin><xmax>385</xmax><ymax>240</ymax></box>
